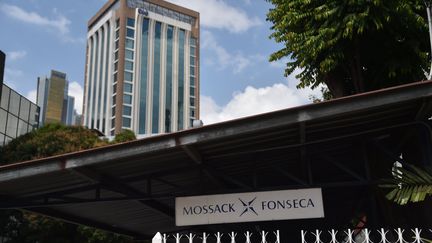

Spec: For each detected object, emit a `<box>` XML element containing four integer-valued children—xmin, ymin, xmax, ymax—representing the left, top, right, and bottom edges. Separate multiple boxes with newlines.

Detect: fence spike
<box><xmin>363</xmin><ymin>228</ymin><xmax>373</xmax><ymax>243</ymax></box>
<box><xmin>202</xmin><ymin>232</ymin><xmax>209</xmax><ymax>243</ymax></box>
<box><xmin>312</xmin><ymin>230</ymin><xmax>322</xmax><ymax>243</ymax></box>
<box><xmin>162</xmin><ymin>233</ymin><xmax>168</xmax><ymax>243</ymax></box>
<box><xmin>214</xmin><ymin>232</ymin><xmax>223</xmax><ymax>243</ymax></box>
<box><xmin>229</xmin><ymin>231</ymin><xmax>237</xmax><ymax>243</ymax></box>
<box><xmin>329</xmin><ymin>229</ymin><xmax>338</xmax><ymax>243</ymax></box>
<box><xmin>173</xmin><ymin>233</ymin><xmax>182</xmax><ymax>243</ymax></box>
<box><xmin>244</xmin><ymin>231</ymin><xmax>252</xmax><ymax>243</ymax></box>
<box><xmin>411</xmin><ymin>228</ymin><xmax>422</xmax><ymax>243</ymax></box>
<box><xmin>260</xmin><ymin>230</ymin><xmax>269</xmax><ymax>243</ymax></box>
<box><xmin>302</xmin><ymin>230</ymin><xmax>308</xmax><ymax>243</ymax></box>
<box><xmin>274</xmin><ymin>230</ymin><xmax>280</xmax><ymax>243</ymax></box>
<box><xmin>395</xmin><ymin>228</ymin><xmax>406</xmax><ymax>243</ymax></box>
<box><xmin>379</xmin><ymin>228</ymin><xmax>389</xmax><ymax>243</ymax></box>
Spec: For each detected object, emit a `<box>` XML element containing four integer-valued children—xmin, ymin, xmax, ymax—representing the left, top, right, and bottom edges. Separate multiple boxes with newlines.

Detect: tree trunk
<box><xmin>324</xmin><ymin>71</ymin><xmax>347</xmax><ymax>98</ymax></box>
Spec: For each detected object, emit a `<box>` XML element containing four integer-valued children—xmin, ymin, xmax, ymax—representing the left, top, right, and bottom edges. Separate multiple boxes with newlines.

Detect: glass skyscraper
<box><xmin>83</xmin><ymin>0</ymin><xmax>200</xmax><ymax>137</ymax></box>
<box><xmin>0</xmin><ymin>51</ymin><xmax>39</xmax><ymax>146</ymax></box>
<box><xmin>37</xmin><ymin>70</ymin><xmax>76</xmax><ymax>126</ymax></box>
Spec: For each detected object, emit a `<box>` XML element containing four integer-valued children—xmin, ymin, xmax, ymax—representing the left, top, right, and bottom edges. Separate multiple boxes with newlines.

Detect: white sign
<box><xmin>175</xmin><ymin>188</ymin><xmax>324</xmax><ymax>226</ymax></box>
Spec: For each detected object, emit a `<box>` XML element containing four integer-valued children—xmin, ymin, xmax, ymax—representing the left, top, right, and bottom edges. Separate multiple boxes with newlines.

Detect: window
<box><xmin>9</xmin><ymin>91</ymin><xmax>20</xmax><ymax>116</ymax></box>
<box><xmin>6</xmin><ymin>115</ymin><xmax>18</xmax><ymax>137</ymax></box>
<box><xmin>122</xmin><ymin>117</ymin><xmax>131</xmax><ymax>127</ymax></box>
<box><xmin>114</xmin><ymin>72</ymin><xmax>118</xmax><ymax>82</ymax></box>
<box><xmin>190</xmin><ymin>77</ymin><xmax>195</xmax><ymax>86</ymax></box>
<box><xmin>115</xmin><ymin>18</ymin><xmax>120</xmax><ymax>28</ymax></box>
<box><xmin>112</xmin><ymin>107</ymin><xmax>116</xmax><ymax>116</ymax></box>
<box><xmin>124</xmin><ymin>83</ymin><xmax>133</xmax><ymax>93</ymax></box>
<box><xmin>115</xmin><ymin>29</ymin><xmax>119</xmax><ymax>39</ymax></box>
<box><xmin>190</xmin><ymin>46</ymin><xmax>196</xmax><ymax>54</ymax></box>
<box><xmin>125</xmin><ymin>50</ymin><xmax>134</xmax><ymax>60</ymax></box>
<box><xmin>112</xmin><ymin>95</ymin><xmax>116</xmax><ymax>105</ymax></box>
<box><xmin>190</xmin><ymin>87</ymin><xmax>195</xmax><ymax>96</ymax></box>
<box><xmin>19</xmin><ymin>98</ymin><xmax>30</xmax><ymax>120</ymax></box>
<box><xmin>190</xmin><ymin>66</ymin><xmax>195</xmax><ymax>75</ymax></box>
<box><xmin>111</xmin><ymin>118</ymin><xmax>116</xmax><ymax>128</ymax></box>
<box><xmin>113</xmin><ymin>83</ymin><xmax>117</xmax><ymax>93</ymax></box>
<box><xmin>114</xmin><ymin>51</ymin><xmax>118</xmax><ymax>60</ymax></box>
<box><xmin>124</xmin><ymin>71</ymin><xmax>133</xmax><ymax>82</ymax></box>
<box><xmin>0</xmin><ymin>109</ymin><xmax>7</xmax><ymax>133</ymax></box>
<box><xmin>127</xmin><ymin>18</ymin><xmax>135</xmax><ymax>27</ymax></box>
<box><xmin>125</xmin><ymin>60</ymin><xmax>133</xmax><ymax>71</ymax></box>
<box><xmin>126</xmin><ymin>28</ymin><xmax>134</xmax><ymax>38</ymax></box>
<box><xmin>1</xmin><ymin>86</ymin><xmax>10</xmax><ymax>109</ymax></box>
<box><xmin>114</xmin><ymin>62</ymin><xmax>118</xmax><ymax>71</ymax></box>
<box><xmin>190</xmin><ymin>56</ymin><xmax>195</xmax><ymax>66</ymax></box>
<box><xmin>123</xmin><ymin>106</ymin><xmax>131</xmax><ymax>116</ymax></box>
<box><xmin>190</xmin><ymin>97</ymin><xmax>195</xmax><ymax>107</ymax></box>
<box><xmin>126</xmin><ymin>39</ymin><xmax>134</xmax><ymax>49</ymax></box>
<box><xmin>115</xmin><ymin>40</ymin><xmax>119</xmax><ymax>50</ymax></box>
<box><xmin>124</xmin><ymin>94</ymin><xmax>132</xmax><ymax>104</ymax></box>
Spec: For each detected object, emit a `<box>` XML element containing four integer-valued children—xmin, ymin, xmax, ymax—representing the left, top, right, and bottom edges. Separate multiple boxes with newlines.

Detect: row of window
<box><xmin>189</xmin><ymin>37</ymin><xmax>197</xmax><ymax>125</ymax></box>
<box><xmin>122</xmin><ymin>18</ymin><xmax>135</xmax><ymax>130</ymax></box>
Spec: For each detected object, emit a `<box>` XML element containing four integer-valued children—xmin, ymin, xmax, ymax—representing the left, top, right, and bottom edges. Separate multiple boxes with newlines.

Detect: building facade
<box><xmin>0</xmin><ymin>50</ymin><xmax>40</xmax><ymax>146</ymax></box>
<box><xmin>83</xmin><ymin>0</ymin><xmax>200</xmax><ymax>137</ymax></box>
<box><xmin>37</xmin><ymin>70</ymin><xmax>76</xmax><ymax>126</ymax></box>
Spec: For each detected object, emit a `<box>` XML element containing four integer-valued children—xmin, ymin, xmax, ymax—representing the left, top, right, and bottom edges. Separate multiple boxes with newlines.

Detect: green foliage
<box><xmin>0</xmin><ymin>124</ymin><xmax>139</xmax><ymax>242</ymax></box>
<box><xmin>113</xmin><ymin>129</ymin><xmax>137</xmax><ymax>143</ymax></box>
<box><xmin>381</xmin><ymin>164</ymin><xmax>432</xmax><ymax>205</ymax></box>
<box><xmin>267</xmin><ymin>0</ymin><xmax>429</xmax><ymax>97</ymax></box>
<box><xmin>0</xmin><ymin>123</ymin><xmax>108</xmax><ymax>164</ymax></box>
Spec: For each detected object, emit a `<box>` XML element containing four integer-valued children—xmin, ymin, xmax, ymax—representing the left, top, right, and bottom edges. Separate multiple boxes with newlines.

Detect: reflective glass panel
<box><xmin>126</xmin><ymin>28</ymin><xmax>135</xmax><ymax>38</ymax></box>
<box><xmin>125</xmin><ymin>50</ymin><xmax>134</xmax><ymax>60</ymax></box>
<box><xmin>124</xmin><ymin>71</ymin><xmax>133</xmax><ymax>81</ymax></box>
<box><xmin>125</xmin><ymin>60</ymin><xmax>133</xmax><ymax>71</ymax></box>
<box><xmin>124</xmin><ymin>83</ymin><xmax>133</xmax><ymax>93</ymax></box>
<box><xmin>127</xmin><ymin>18</ymin><xmax>135</xmax><ymax>27</ymax></box>
<box><xmin>124</xmin><ymin>94</ymin><xmax>132</xmax><ymax>104</ymax></box>
<box><xmin>126</xmin><ymin>39</ymin><xmax>134</xmax><ymax>49</ymax></box>
<box><xmin>123</xmin><ymin>106</ymin><xmax>131</xmax><ymax>116</ymax></box>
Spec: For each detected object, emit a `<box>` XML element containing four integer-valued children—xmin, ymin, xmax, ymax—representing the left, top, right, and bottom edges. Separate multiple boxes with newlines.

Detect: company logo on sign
<box><xmin>239</xmin><ymin>197</ymin><xmax>258</xmax><ymax>216</ymax></box>
<box><xmin>176</xmin><ymin>188</ymin><xmax>324</xmax><ymax>226</ymax></box>
<box><xmin>138</xmin><ymin>8</ymin><xmax>148</xmax><ymax>16</ymax></box>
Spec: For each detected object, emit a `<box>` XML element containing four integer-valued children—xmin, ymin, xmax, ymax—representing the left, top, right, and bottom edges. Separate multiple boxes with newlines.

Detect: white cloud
<box><xmin>0</xmin><ymin>4</ymin><xmax>82</xmax><ymax>43</ymax></box>
<box><xmin>202</xmin><ymin>30</ymin><xmax>257</xmax><ymax>73</ymax></box>
<box><xmin>200</xmin><ymin>77</ymin><xmax>324</xmax><ymax>125</ymax></box>
<box><xmin>7</xmin><ymin>50</ymin><xmax>27</xmax><ymax>61</ymax></box>
<box><xmin>26</xmin><ymin>90</ymin><xmax>37</xmax><ymax>104</ymax></box>
<box><xmin>166</xmin><ymin>0</ymin><xmax>261</xmax><ymax>33</ymax></box>
<box><xmin>69</xmin><ymin>82</ymin><xmax>84</xmax><ymax>115</ymax></box>
<box><xmin>1</xmin><ymin>4</ymin><xmax>70</xmax><ymax>34</ymax></box>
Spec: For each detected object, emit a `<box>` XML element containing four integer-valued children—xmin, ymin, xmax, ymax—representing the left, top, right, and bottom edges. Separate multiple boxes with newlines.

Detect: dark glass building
<box><xmin>0</xmin><ymin>50</ymin><xmax>40</xmax><ymax>146</ymax></box>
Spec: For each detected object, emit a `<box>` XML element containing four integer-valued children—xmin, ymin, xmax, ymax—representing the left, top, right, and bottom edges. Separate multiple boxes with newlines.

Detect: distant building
<box><xmin>37</xmin><ymin>70</ymin><xmax>76</xmax><ymax>126</ymax></box>
<box><xmin>0</xmin><ymin>51</ymin><xmax>40</xmax><ymax>146</ymax></box>
<box><xmin>83</xmin><ymin>0</ymin><xmax>200</xmax><ymax>137</ymax></box>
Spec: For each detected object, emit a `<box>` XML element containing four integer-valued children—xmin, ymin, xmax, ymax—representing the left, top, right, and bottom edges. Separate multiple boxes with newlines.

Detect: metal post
<box><xmin>425</xmin><ymin>1</ymin><xmax>432</xmax><ymax>79</ymax></box>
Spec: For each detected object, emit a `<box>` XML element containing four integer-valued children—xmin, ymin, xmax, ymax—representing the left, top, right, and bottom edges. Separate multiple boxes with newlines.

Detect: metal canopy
<box><xmin>1</xmin><ymin>81</ymin><xmax>432</xmax><ymax>240</ymax></box>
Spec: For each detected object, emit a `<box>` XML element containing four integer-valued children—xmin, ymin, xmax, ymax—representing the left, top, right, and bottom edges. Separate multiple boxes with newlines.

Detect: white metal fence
<box><xmin>301</xmin><ymin>228</ymin><xmax>431</xmax><ymax>243</ymax></box>
<box><xmin>152</xmin><ymin>230</ymin><xmax>280</xmax><ymax>243</ymax></box>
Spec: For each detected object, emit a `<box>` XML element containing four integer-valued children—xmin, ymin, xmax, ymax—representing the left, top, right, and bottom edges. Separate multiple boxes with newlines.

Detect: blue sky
<box><xmin>0</xmin><ymin>0</ymin><xmax>322</xmax><ymax>124</ymax></box>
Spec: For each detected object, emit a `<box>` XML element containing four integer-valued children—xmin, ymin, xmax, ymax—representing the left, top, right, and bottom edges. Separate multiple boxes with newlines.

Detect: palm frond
<box><xmin>380</xmin><ymin>164</ymin><xmax>432</xmax><ymax>205</ymax></box>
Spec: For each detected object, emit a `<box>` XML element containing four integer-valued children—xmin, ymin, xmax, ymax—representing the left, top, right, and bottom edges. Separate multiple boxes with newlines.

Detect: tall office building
<box><xmin>37</xmin><ymin>70</ymin><xmax>76</xmax><ymax>125</ymax></box>
<box><xmin>0</xmin><ymin>51</ymin><xmax>40</xmax><ymax>146</ymax></box>
<box><xmin>83</xmin><ymin>0</ymin><xmax>200</xmax><ymax>137</ymax></box>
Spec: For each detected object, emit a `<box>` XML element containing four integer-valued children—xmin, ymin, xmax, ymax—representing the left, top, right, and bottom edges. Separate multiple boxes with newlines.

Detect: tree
<box><xmin>381</xmin><ymin>163</ymin><xmax>432</xmax><ymax>205</ymax></box>
<box><xmin>267</xmin><ymin>0</ymin><xmax>430</xmax><ymax>97</ymax></box>
<box><xmin>0</xmin><ymin>124</ymin><xmax>139</xmax><ymax>242</ymax></box>
<box><xmin>113</xmin><ymin>129</ymin><xmax>137</xmax><ymax>143</ymax></box>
